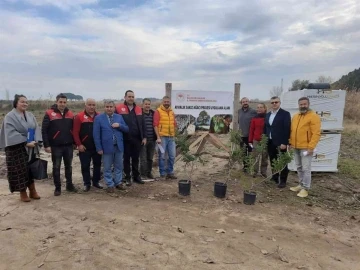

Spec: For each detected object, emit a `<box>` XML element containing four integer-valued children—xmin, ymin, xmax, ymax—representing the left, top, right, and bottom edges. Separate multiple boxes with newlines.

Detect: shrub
<box><xmin>344</xmin><ymin>91</ymin><xmax>360</xmax><ymax>123</ymax></box>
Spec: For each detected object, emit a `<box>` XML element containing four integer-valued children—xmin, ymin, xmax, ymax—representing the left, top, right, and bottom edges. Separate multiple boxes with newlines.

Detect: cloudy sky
<box><xmin>0</xmin><ymin>0</ymin><xmax>359</xmax><ymax>101</ymax></box>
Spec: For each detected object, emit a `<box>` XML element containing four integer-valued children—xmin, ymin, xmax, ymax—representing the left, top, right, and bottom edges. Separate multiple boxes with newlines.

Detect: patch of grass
<box><xmin>344</xmin><ymin>92</ymin><xmax>360</xmax><ymax>124</ymax></box>
<box><xmin>342</xmin><ymin>127</ymin><xmax>360</xmax><ymax>138</ymax></box>
<box><xmin>338</xmin><ymin>157</ymin><xmax>360</xmax><ymax>180</ymax></box>
<box><xmin>344</xmin><ymin>120</ymin><xmax>360</xmax><ymax>133</ymax></box>
<box><xmin>340</xmin><ymin>128</ymin><xmax>360</xmax><ymax>161</ymax></box>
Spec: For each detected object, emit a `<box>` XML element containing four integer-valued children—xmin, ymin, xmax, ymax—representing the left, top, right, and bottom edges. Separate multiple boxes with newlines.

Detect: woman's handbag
<box><xmin>29</xmin><ymin>158</ymin><xmax>48</xmax><ymax>180</ymax></box>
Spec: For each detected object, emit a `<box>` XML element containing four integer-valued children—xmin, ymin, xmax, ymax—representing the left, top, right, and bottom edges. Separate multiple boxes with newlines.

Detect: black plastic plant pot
<box><xmin>214</xmin><ymin>182</ymin><xmax>227</xmax><ymax>198</ymax></box>
<box><xmin>243</xmin><ymin>190</ymin><xmax>257</xmax><ymax>205</ymax></box>
<box><xmin>178</xmin><ymin>180</ymin><xmax>191</xmax><ymax>196</ymax></box>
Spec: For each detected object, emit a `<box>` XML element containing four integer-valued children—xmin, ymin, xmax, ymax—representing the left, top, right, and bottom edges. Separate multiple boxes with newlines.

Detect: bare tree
<box><xmin>270</xmin><ymin>86</ymin><xmax>283</xmax><ymax>98</ymax></box>
<box><xmin>316</xmin><ymin>75</ymin><xmax>332</xmax><ymax>83</ymax></box>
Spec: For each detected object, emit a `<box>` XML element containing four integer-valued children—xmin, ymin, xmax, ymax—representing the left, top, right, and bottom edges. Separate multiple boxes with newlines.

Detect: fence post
<box><xmin>233</xmin><ymin>83</ymin><xmax>241</xmax><ymax>131</ymax></box>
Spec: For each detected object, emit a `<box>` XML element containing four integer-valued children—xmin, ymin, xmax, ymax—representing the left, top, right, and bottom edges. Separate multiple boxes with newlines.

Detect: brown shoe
<box><xmin>115</xmin><ymin>183</ymin><xmax>126</xmax><ymax>190</ymax></box>
<box><xmin>20</xmin><ymin>190</ymin><xmax>31</xmax><ymax>202</ymax></box>
<box><xmin>29</xmin><ymin>183</ymin><xmax>41</xmax><ymax>200</ymax></box>
<box><xmin>106</xmin><ymin>187</ymin><xmax>115</xmax><ymax>193</ymax></box>
<box><xmin>166</xmin><ymin>174</ymin><xmax>177</xmax><ymax>180</ymax></box>
<box><xmin>156</xmin><ymin>175</ymin><xmax>166</xmax><ymax>181</ymax></box>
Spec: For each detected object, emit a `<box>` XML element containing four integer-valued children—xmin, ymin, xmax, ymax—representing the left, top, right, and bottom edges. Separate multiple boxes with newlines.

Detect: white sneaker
<box><xmin>290</xmin><ymin>185</ymin><xmax>302</xmax><ymax>192</ymax></box>
<box><xmin>297</xmin><ymin>189</ymin><xmax>309</xmax><ymax>198</ymax></box>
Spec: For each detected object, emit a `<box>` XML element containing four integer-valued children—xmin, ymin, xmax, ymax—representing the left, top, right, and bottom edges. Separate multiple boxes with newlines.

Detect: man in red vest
<box><xmin>41</xmin><ymin>93</ymin><xmax>77</xmax><ymax>196</ymax></box>
<box><xmin>73</xmin><ymin>98</ymin><xmax>103</xmax><ymax>192</ymax></box>
<box><xmin>116</xmin><ymin>90</ymin><xmax>147</xmax><ymax>186</ymax></box>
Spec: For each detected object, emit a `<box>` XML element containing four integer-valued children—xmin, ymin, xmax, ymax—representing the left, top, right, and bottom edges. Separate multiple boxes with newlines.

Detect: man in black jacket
<box><xmin>115</xmin><ymin>90</ymin><xmax>147</xmax><ymax>185</ymax></box>
<box><xmin>73</xmin><ymin>98</ymin><xmax>103</xmax><ymax>192</ymax></box>
<box><xmin>264</xmin><ymin>96</ymin><xmax>291</xmax><ymax>188</ymax></box>
<box><xmin>140</xmin><ymin>98</ymin><xmax>156</xmax><ymax>179</ymax></box>
<box><xmin>42</xmin><ymin>93</ymin><xmax>77</xmax><ymax>196</ymax></box>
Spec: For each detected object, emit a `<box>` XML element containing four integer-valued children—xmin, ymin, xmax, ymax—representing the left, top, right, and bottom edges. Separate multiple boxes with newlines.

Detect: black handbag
<box><xmin>29</xmin><ymin>158</ymin><xmax>48</xmax><ymax>180</ymax></box>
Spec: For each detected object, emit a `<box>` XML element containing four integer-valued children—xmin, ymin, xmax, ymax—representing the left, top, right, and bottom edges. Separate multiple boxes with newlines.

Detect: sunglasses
<box><xmin>271</xmin><ymin>101</ymin><xmax>279</xmax><ymax>104</ymax></box>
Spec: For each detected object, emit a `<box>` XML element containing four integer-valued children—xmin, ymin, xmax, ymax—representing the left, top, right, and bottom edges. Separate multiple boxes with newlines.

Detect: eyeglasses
<box><xmin>271</xmin><ymin>101</ymin><xmax>279</xmax><ymax>104</ymax></box>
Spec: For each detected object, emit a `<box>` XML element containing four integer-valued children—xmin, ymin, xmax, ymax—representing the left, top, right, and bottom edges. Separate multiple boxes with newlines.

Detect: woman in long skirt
<box><xmin>0</xmin><ymin>94</ymin><xmax>42</xmax><ymax>202</ymax></box>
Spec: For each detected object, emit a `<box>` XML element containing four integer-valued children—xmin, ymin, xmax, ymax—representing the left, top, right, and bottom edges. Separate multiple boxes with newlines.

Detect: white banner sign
<box><xmin>172</xmin><ymin>90</ymin><xmax>233</xmax><ymax>117</ymax></box>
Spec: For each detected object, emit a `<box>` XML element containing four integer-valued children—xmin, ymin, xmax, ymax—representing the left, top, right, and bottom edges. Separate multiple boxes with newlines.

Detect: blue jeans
<box><xmin>103</xmin><ymin>147</ymin><xmax>123</xmax><ymax>188</ymax></box>
<box><xmin>158</xmin><ymin>136</ymin><xmax>176</xmax><ymax>176</ymax></box>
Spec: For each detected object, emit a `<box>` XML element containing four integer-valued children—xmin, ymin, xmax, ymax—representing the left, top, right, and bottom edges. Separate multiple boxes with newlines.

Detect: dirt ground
<box><xmin>1</xmin><ymin>134</ymin><xmax>360</xmax><ymax>270</ymax></box>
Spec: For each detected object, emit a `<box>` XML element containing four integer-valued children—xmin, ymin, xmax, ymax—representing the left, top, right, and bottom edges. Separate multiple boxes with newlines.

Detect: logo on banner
<box><xmin>313</xmin><ymin>153</ymin><xmax>332</xmax><ymax>164</ymax></box>
<box><xmin>176</xmin><ymin>93</ymin><xmax>185</xmax><ymax>102</ymax></box>
<box><xmin>315</xmin><ymin>111</ymin><xmax>337</xmax><ymax>122</ymax></box>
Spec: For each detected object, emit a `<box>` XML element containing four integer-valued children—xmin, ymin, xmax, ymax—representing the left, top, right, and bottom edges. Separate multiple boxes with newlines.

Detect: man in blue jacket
<box><xmin>264</xmin><ymin>96</ymin><xmax>291</xmax><ymax>188</ymax></box>
<box><xmin>93</xmin><ymin>100</ymin><xmax>129</xmax><ymax>193</ymax></box>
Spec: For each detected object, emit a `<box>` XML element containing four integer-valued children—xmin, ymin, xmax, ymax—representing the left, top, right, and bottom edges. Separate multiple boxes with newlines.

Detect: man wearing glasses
<box><xmin>264</xmin><ymin>96</ymin><xmax>291</xmax><ymax>188</ymax></box>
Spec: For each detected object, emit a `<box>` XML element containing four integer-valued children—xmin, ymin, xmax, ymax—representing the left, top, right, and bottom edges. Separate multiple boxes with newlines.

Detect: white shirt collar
<box><xmin>271</xmin><ymin>108</ymin><xmax>280</xmax><ymax>114</ymax></box>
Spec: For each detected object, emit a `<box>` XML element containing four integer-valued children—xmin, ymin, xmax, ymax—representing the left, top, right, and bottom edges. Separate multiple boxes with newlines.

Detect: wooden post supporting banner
<box><xmin>233</xmin><ymin>83</ymin><xmax>241</xmax><ymax>131</ymax></box>
<box><xmin>208</xmin><ymin>133</ymin><xmax>230</xmax><ymax>152</ymax></box>
<box><xmin>189</xmin><ymin>133</ymin><xmax>208</xmax><ymax>151</ymax></box>
<box><xmin>195</xmin><ymin>137</ymin><xmax>208</xmax><ymax>154</ymax></box>
<box><xmin>176</xmin><ymin>133</ymin><xmax>230</xmax><ymax>162</ymax></box>
<box><xmin>165</xmin><ymin>83</ymin><xmax>172</xmax><ymax>99</ymax></box>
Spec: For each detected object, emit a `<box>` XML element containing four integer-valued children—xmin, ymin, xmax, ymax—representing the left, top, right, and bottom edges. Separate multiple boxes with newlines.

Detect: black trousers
<box><xmin>140</xmin><ymin>140</ymin><xmax>155</xmax><ymax>176</ymax></box>
<box><xmin>240</xmin><ymin>136</ymin><xmax>253</xmax><ymax>169</ymax></box>
<box><xmin>79</xmin><ymin>149</ymin><xmax>102</xmax><ymax>187</ymax></box>
<box><xmin>267</xmin><ymin>140</ymin><xmax>289</xmax><ymax>184</ymax></box>
<box><xmin>51</xmin><ymin>145</ymin><xmax>73</xmax><ymax>188</ymax></box>
<box><xmin>124</xmin><ymin>138</ymin><xmax>142</xmax><ymax>178</ymax></box>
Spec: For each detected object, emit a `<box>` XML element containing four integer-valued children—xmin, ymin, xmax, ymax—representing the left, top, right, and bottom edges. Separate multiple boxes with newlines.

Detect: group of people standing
<box><xmin>238</xmin><ymin>96</ymin><xmax>321</xmax><ymax>198</ymax></box>
<box><xmin>0</xmin><ymin>92</ymin><xmax>321</xmax><ymax>202</ymax></box>
<box><xmin>0</xmin><ymin>91</ymin><xmax>177</xmax><ymax>201</ymax></box>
